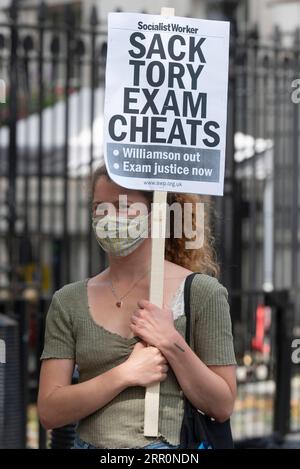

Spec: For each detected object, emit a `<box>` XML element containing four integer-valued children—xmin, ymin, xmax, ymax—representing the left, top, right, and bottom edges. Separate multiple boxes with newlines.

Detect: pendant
<box><xmin>116</xmin><ymin>301</ymin><xmax>122</xmax><ymax>308</ymax></box>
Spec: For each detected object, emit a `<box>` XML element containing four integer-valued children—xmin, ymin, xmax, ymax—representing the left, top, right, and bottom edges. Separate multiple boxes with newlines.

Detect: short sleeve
<box><xmin>40</xmin><ymin>292</ymin><xmax>75</xmax><ymax>360</ymax></box>
<box><xmin>193</xmin><ymin>280</ymin><xmax>237</xmax><ymax>366</ymax></box>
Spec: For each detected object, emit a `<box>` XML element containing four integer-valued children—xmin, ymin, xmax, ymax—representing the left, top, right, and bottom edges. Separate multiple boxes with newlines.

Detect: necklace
<box><xmin>109</xmin><ymin>268</ymin><xmax>151</xmax><ymax>308</ymax></box>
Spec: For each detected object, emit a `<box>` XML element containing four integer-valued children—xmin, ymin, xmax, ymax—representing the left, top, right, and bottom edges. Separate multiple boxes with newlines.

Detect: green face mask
<box><xmin>92</xmin><ymin>212</ymin><xmax>151</xmax><ymax>257</ymax></box>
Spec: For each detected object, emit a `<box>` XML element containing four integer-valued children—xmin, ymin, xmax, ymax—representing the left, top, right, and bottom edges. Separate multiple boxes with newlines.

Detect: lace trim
<box><xmin>169</xmin><ymin>279</ymin><xmax>185</xmax><ymax>321</ymax></box>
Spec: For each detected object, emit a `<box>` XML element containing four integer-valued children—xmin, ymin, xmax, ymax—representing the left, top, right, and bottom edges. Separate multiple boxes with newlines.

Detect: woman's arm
<box><xmin>38</xmin><ymin>341</ymin><xmax>170</xmax><ymax>430</ymax></box>
<box><xmin>37</xmin><ymin>359</ymin><xmax>130</xmax><ymax>430</ymax></box>
<box><xmin>130</xmin><ymin>278</ymin><xmax>237</xmax><ymax>423</ymax></box>
<box><xmin>159</xmin><ymin>330</ymin><xmax>236</xmax><ymax>422</ymax></box>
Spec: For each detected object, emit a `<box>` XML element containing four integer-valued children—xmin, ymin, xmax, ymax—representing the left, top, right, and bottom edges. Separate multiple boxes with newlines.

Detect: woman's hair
<box><xmin>89</xmin><ymin>164</ymin><xmax>220</xmax><ymax>278</ymax></box>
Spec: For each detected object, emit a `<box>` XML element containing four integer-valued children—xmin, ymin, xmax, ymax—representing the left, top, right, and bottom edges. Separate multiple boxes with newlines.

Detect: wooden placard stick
<box><xmin>143</xmin><ymin>6</ymin><xmax>175</xmax><ymax>438</ymax></box>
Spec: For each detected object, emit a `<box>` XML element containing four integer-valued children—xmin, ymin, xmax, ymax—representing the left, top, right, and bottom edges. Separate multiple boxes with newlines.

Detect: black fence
<box><xmin>220</xmin><ymin>27</ymin><xmax>300</xmax><ymax>441</ymax></box>
<box><xmin>0</xmin><ymin>1</ymin><xmax>299</xmax><ymax>448</ymax></box>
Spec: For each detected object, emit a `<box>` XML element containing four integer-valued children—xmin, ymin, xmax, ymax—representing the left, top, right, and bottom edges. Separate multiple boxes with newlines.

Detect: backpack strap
<box><xmin>183</xmin><ymin>272</ymin><xmax>202</xmax><ymax>347</ymax></box>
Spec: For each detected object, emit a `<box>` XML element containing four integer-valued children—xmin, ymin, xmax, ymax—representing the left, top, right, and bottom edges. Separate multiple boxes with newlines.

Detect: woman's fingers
<box><xmin>131</xmin><ymin>308</ymin><xmax>147</xmax><ymax>322</ymax></box>
<box><xmin>158</xmin><ymin>353</ymin><xmax>168</xmax><ymax>365</ymax></box>
<box><xmin>137</xmin><ymin>298</ymin><xmax>151</xmax><ymax>309</ymax></box>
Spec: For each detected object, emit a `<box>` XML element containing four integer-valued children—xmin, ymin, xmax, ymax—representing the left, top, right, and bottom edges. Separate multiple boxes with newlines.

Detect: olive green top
<box><xmin>40</xmin><ymin>273</ymin><xmax>237</xmax><ymax>449</ymax></box>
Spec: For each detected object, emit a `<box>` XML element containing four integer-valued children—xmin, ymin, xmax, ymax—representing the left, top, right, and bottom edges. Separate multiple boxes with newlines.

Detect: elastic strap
<box><xmin>182</xmin><ymin>272</ymin><xmax>201</xmax><ymax>412</ymax></box>
<box><xmin>183</xmin><ymin>272</ymin><xmax>201</xmax><ymax>346</ymax></box>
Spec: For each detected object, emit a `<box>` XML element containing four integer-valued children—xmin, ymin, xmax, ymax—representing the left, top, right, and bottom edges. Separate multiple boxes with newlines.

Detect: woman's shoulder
<box><xmin>53</xmin><ymin>278</ymin><xmax>87</xmax><ymax>312</ymax></box>
<box><xmin>189</xmin><ymin>272</ymin><xmax>228</xmax><ymax>307</ymax></box>
<box><xmin>165</xmin><ymin>260</ymin><xmax>193</xmax><ymax>279</ymax></box>
<box><xmin>191</xmin><ymin>272</ymin><xmax>226</xmax><ymax>291</ymax></box>
<box><xmin>165</xmin><ymin>261</ymin><xmax>226</xmax><ymax>298</ymax></box>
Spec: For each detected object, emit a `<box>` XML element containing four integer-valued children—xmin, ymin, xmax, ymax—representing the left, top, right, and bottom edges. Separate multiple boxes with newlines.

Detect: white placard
<box><xmin>104</xmin><ymin>12</ymin><xmax>230</xmax><ymax>196</ymax></box>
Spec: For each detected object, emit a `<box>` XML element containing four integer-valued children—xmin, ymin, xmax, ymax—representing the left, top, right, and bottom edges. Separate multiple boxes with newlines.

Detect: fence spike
<box><xmin>273</xmin><ymin>25</ymin><xmax>282</xmax><ymax>45</ymax></box>
<box><xmin>0</xmin><ymin>34</ymin><xmax>5</xmax><ymax>50</ymax></box>
<box><xmin>90</xmin><ymin>5</ymin><xmax>99</xmax><ymax>27</ymax></box>
<box><xmin>37</xmin><ymin>1</ymin><xmax>48</xmax><ymax>23</ymax></box>
<box><xmin>50</xmin><ymin>36</ymin><xmax>60</xmax><ymax>55</ymax></box>
<box><xmin>294</xmin><ymin>28</ymin><xmax>300</xmax><ymax>48</ymax></box>
<box><xmin>247</xmin><ymin>24</ymin><xmax>259</xmax><ymax>42</ymax></box>
<box><xmin>8</xmin><ymin>0</ymin><xmax>19</xmax><ymax>21</ymax></box>
<box><xmin>64</xmin><ymin>3</ymin><xmax>76</xmax><ymax>26</ymax></box>
<box><xmin>23</xmin><ymin>34</ymin><xmax>34</xmax><ymax>53</ymax></box>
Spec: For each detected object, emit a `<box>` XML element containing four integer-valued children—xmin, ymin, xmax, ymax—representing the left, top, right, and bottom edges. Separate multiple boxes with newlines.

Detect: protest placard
<box><xmin>104</xmin><ymin>12</ymin><xmax>230</xmax><ymax>196</ymax></box>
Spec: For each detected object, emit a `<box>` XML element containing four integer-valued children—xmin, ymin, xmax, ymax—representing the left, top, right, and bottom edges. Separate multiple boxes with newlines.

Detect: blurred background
<box><xmin>0</xmin><ymin>0</ymin><xmax>300</xmax><ymax>449</ymax></box>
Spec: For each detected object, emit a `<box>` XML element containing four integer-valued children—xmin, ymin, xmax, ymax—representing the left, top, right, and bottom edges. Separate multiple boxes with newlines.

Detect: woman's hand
<box><xmin>122</xmin><ymin>341</ymin><xmax>169</xmax><ymax>387</ymax></box>
<box><xmin>129</xmin><ymin>299</ymin><xmax>177</xmax><ymax>349</ymax></box>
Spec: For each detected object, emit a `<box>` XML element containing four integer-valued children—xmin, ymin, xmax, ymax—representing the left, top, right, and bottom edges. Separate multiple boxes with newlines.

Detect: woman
<box><xmin>38</xmin><ymin>164</ymin><xmax>237</xmax><ymax>449</ymax></box>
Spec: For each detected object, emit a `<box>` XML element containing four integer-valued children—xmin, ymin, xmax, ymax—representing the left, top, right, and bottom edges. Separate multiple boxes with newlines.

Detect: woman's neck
<box><xmin>107</xmin><ymin>238</ymin><xmax>152</xmax><ymax>283</ymax></box>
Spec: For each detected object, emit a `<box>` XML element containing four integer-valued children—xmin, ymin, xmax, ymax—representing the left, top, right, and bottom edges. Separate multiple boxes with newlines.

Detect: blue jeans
<box><xmin>73</xmin><ymin>435</ymin><xmax>180</xmax><ymax>449</ymax></box>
